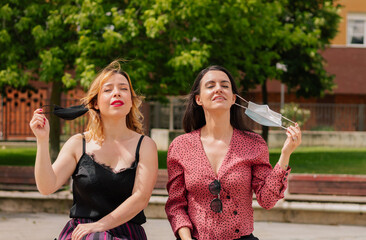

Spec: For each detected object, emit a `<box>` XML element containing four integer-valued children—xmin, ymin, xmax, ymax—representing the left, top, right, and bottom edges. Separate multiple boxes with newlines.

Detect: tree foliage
<box><xmin>0</xmin><ymin>0</ymin><xmax>80</xmax><ymax>160</ymax></box>
<box><xmin>1</xmin><ymin>0</ymin><xmax>341</xmax><ymax>98</ymax></box>
<box><xmin>1</xmin><ymin>0</ymin><xmax>341</xmax><ymax>145</ymax></box>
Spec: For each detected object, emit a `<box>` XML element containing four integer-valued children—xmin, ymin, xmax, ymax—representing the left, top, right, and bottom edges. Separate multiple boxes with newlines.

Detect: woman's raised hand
<box><xmin>29</xmin><ymin>108</ymin><xmax>50</xmax><ymax>141</ymax></box>
<box><xmin>282</xmin><ymin>123</ymin><xmax>302</xmax><ymax>155</ymax></box>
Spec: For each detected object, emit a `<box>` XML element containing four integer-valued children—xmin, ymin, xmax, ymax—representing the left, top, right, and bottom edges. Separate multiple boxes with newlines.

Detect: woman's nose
<box><xmin>214</xmin><ymin>84</ymin><xmax>223</xmax><ymax>93</ymax></box>
<box><xmin>113</xmin><ymin>88</ymin><xmax>121</xmax><ymax>97</ymax></box>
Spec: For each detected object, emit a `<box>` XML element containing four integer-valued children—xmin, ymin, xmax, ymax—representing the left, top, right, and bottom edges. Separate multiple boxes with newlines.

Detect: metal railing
<box><xmin>149</xmin><ymin>101</ymin><xmax>366</xmax><ymax>132</ymax></box>
<box><xmin>1</xmin><ymin>93</ymin><xmax>365</xmax><ymax>141</ymax></box>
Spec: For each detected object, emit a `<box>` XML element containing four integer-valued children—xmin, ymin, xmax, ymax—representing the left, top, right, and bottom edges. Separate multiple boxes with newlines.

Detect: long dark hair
<box><xmin>182</xmin><ymin>65</ymin><xmax>252</xmax><ymax>133</ymax></box>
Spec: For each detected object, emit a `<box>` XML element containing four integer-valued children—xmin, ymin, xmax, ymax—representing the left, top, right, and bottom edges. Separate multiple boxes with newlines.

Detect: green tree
<box><xmin>263</xmin><ymin>0</ymin><xmax>341</xmax><ymax>140</ymax></box>
<box><xmin>0</xmin><ymin>0</ymin><xmax>171</xmax><ymax>160</ymax></box>
<box><xmin>72</xmin><ymin>0</ymin><xmax>180</xmax><ymax>99</ymax></box>
<box><xmin>0</xmin><ymin>1</ymin><xmax>79</xmax><ymax>161</ymax></box>
<box><xmin>138</xmin><ymin>0</ymin><xmax>341</xmax><ymax>141</ymax></box>
<box><xmin>1</xmin><ymin>0</ymin><xmax>341</xmax><ymax>148</ymax></box>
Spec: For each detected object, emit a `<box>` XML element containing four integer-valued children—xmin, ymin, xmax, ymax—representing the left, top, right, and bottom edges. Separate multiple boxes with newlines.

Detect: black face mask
<box><xmin>42</xmin><ymin>104</ymin><xmax>89</xmax><ymax>120</ymax></box>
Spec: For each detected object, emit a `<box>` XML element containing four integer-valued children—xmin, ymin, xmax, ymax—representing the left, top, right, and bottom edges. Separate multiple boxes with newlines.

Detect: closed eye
<box><xmin>206</xmin><ymin>83</ymin><xmax>215</xmax><ymax>88</ymax></box>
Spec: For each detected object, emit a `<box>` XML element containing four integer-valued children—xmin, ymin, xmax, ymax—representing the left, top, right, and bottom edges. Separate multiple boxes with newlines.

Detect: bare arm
<box><xmin>178</xmin><ymin>227</ymin><xmax>194</xmax><ymax>240</ymax></box>
<box><xmin>30</xmin><ymin>109</ymin><xmax>79</xmax><ymax>195</ymax></box>
<box><xmin>70</xmin><ymin>136</ymin><xmax>158</xmax><ymax>240</ymax></box>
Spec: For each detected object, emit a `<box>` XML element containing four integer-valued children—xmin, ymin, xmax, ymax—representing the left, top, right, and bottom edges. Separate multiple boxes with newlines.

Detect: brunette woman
<box><xmin>165</xmin><ymin>66</ymin><xmax>301</xmax><ymax>240</ymax></box>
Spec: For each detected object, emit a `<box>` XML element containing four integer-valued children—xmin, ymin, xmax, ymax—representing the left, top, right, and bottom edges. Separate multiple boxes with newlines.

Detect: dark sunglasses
<box><xmin>209</xmin><ymin>179</ymin><xmax>222</xmax><ymax>213</ymax></box>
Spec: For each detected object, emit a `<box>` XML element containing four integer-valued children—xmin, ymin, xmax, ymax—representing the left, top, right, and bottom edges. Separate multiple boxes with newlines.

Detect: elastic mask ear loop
<box><xmin>281</xmin><ymin>115</ymin><xmax>296</xmax><ymax>125</ymax></box>
<box><xmin>234</xmin><ymin>94</ymin><xmax>248</xmax><ymax>109</ymax></box>
<box><xmin>39</xmin><ymin>104</ymin><xmax>56</xmax><ymax>114</ymax></box>
<box><xmin>235</xmin><ymin>94</ymin><xmax>249</xmax><ymax>104</ymax></box>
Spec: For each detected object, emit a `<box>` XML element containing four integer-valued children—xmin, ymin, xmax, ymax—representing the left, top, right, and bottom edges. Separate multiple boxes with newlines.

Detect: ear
<box><xmin>94</xmin><ymin>102</ymin><xmax>99</xmax><ymax>110</ymax></box>
<box><xmin>195</xmin><ymin>95</ymin><xmax>202</xmax><ymax>106</ymax></box>
<box><xmin>232</xmin><ymin>93</ymin><xmax>236</xmax><ymax>105</ymax></box>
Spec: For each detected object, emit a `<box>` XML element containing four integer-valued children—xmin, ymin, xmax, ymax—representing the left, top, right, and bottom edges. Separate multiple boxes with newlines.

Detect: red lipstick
<box><xmin>111</xmin><ymin>100</ymin><xmax>124</xmax><ymax>107</ymax></box>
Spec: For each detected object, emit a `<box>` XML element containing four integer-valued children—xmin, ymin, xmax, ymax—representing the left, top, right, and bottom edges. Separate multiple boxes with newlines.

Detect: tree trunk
<box><xmin>49</xmin><ymin>81</ymin><xmax>62</xmax><ymax>162</ymax></box>
<box><xmin>261</xmin><ymin>80</ymin><xmax>269</xmax><ymax>143</ymax></box>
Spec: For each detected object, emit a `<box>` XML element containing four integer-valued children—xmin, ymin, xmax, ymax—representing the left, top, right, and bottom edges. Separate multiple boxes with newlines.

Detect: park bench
<box><xmin>288</xmin><ymin>174</ymin><xmax>366</xmax><ymax>196</ymax></box>
<box><xmin>0</xmin><ymin>166</ymin><xmax>37</xmax><ymax>191</ymax></box>
<box><xmin>1</xmin><ymin>166</ymin><xmax>365</xmax><ymax>197</ymax></box>
<box><xmin>0</xmin><ymin>166</ymin><xmax>169</xmax><ymax>192</ymax></box>
<box><xmin>155</xmin><ymin>169</ymin><xmax>168</xmax><ymax>189</ymax></box>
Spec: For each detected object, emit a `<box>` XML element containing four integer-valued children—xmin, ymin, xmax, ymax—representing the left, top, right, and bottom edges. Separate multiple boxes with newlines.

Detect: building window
<box><xmin>347</xmin><ymin>13</ymin><xmax>366</xmax><ymax>46</ymax></box>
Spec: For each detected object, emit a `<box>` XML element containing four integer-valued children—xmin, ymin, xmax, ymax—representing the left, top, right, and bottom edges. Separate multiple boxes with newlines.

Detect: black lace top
<box><xmin>69</xmin><ymin>134</ymin><xmax>146</xmax><ymax>225</ymax></box>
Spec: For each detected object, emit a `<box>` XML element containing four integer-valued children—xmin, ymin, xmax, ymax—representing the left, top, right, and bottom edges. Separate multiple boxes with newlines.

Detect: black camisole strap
<box><xmin>81</xmin><ymin>133</ymin><xmax>86</xmax><ymax>154</ymax></box>
<box><xmin>135</xmin><ymin>135</ymin><xmax>145</xmax><ymax>163</ymax></box>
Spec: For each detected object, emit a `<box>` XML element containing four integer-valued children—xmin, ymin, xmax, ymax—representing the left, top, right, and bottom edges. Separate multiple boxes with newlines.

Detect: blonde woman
<box><xmin>30</xmin><ymin>60</ymin><xmax>158</xmax><ymax>240</ymax></box>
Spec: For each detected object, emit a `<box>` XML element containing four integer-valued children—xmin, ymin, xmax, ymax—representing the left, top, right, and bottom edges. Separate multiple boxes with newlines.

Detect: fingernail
<box><xmin>39</xmin><ymin>109</ymin><xmax>43</xmax><ymax>112</ymax></box>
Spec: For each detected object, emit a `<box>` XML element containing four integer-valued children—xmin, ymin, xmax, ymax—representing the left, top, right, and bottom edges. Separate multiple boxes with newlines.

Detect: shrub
<box><xmin>280</xmin><ymin>103</ymin><xmax>310</xmax><ymax>127</ymax></box>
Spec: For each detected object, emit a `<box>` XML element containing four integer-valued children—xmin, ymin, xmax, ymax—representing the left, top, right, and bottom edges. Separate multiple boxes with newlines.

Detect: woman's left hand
<box><xmin>282</xmin><ymin>123</ymin><xmax>302</xmax><ymax>155</ymax></box>
<box><xmin>71</xmin><ymin>222</ymin><xmax>104</xmax><ymax>240</ymax></box>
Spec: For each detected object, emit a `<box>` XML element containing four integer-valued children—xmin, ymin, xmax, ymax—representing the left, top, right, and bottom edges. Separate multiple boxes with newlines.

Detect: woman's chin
<box><xmin>101</xmin><ymin>112</ymin><xmax>128</xmax><ymax>119</ymax></box>
<box><xmin>205</xmin><ymin>105</ymin><xmax>231</xmax><ymax>112</ymax></box>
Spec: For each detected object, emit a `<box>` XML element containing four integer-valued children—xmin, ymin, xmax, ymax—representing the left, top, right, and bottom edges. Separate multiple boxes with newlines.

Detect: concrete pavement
<box><xmin>1</xmin><ymin>212</ymin><xmax>366</xmax><ymax>240</ymax></box>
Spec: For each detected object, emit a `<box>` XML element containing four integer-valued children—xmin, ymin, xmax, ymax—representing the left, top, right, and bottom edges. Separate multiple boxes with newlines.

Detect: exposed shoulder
<box><xmin>140</xmin><ymin>135</ymin><xmax>157</xmax><ymax>150</ymax></box>
<box><xmin>60</xmin><ymin>133</ymin><xmax>84</xmax><ymax>160</ymax></box>
<box><xmin>138</xmin><ymin>135</ymin><xmax>158</xmax><ymax>164</ymax></box>
<box><xmin>63</xmin><ymin>133</ymin><xmax>83</xmax><ymax>147</ymax></box>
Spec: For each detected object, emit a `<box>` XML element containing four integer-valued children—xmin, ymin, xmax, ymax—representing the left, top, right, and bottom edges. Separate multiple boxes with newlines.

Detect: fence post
<box><xmin>153</xmin><ymin>102</ymin><xmax>160</xmax><ymax>129</ymax></box>
<box><xmin>169</xmin><ymin>101</ymin><xmax>174</xmax><ymax>131</ymax></box>
<box><xmin>358</xmin><ymin>104</ymin><xmax>365</xmax><ymax>131</ymax></box>
<box><xmin>4</xmin><ymin>95</ymin><xmax>7</xmax><ymax>140</ymax></box>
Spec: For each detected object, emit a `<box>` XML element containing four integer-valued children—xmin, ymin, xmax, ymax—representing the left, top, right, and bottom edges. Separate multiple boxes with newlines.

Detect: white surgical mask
<box><xmin>234</xmin><ymin>94</ymin><xmax>294</xmax><ymax>129</ymax></box>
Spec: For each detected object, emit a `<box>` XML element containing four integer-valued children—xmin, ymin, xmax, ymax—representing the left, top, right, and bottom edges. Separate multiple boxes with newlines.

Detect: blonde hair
<box><xmin>81</xmin><ymin>60</ymin><xmax>144</xmax><ymax>144</ymax></box>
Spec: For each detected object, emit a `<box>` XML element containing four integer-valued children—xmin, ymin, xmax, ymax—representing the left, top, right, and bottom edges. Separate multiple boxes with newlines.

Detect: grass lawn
<box><xmin>1</xmin><ymin>147</ymin><xmax>366</xmax><ymax>175</ymax></box>
<box><xmin>0</xmin><ymin>148</ymin><xmax>171</xmax><ymax>169</ymax></box>
<box><xmin>269</xmin><ymin>147</ymin><xmax>366</xmax><ymax>175</ymax></box>
<box><xmin>0</xmin><ymin>148</ymin><xmax>37</xmax><ymax>166</ymax></box>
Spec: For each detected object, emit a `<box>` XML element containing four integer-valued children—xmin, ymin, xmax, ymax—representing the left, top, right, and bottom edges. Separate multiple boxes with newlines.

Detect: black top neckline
<box><xmin>79</xmin><ymin>133</ymin><xmax>144</xmax><ymax>175</ymax></box>
<box><xmin>82</xmin><ymin>152</ymin><xmax>137</xmax><ymax>174</ymax></box>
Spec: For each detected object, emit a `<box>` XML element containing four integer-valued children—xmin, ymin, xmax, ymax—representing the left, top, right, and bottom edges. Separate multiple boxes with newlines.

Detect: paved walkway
<box><xmin>0</xmin><ymin>212</ymin><xmax>365</xmax><ymax>240</ymax></box>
